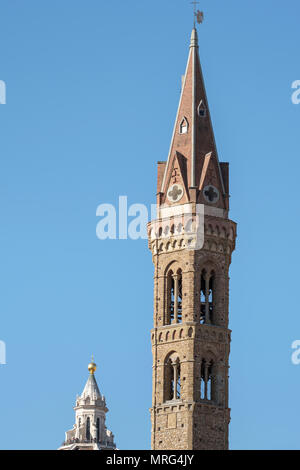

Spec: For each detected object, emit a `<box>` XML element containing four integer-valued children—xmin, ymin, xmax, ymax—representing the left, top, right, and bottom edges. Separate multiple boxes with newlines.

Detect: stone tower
<box><xmin>59</xmin><ymin>359</ymin><xmax>116</xmax><ymax>450</ymax></box>
<box><xmin>147</xmin><ymin>28</ymin><xmax>236</xmax><ymax>450</ymax></box>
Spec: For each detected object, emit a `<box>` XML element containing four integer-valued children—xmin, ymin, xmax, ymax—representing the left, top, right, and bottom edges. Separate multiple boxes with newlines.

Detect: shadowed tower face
<box><xmin>147</xmin><ymin>27</ymin><xmax>237</xmax><ymax>450</ymax></box>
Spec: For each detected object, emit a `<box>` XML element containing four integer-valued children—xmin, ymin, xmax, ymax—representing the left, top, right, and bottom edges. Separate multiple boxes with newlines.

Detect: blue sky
<box><xmin>0</xmin><ymin>0</ymin><xmax>300</xmax><ymax>450</ymax></box>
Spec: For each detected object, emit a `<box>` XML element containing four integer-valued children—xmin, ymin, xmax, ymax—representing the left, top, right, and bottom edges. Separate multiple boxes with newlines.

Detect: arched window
<box><xmin>166</xmin><ymin>269</ymin><xmax>183</xmax><ymax>325</ymax></box>
<box><xmin>200</xmin><ymin>359</ymin><xmax>213</xmax><ymax>401</ymax></box>
<box><xmin>164</xmin><ymin>354</ymin><xmax>181</xmax><ymax>401</ymax></box>
<box><xmin>200</xmin><ymin>268</ymin><xmax>215</xmax><ymax>324</ymax></box>
<box><xmin>179</xmin><ymin>117</ymin><xmax>188</xmax><ymax>134</ymax></box>
<box><xmin>167</xmin><ymin>270</ymin><xmax>174</xmax><ymax>325</ymax></box>
<box><xmin>86</xmin><ymin>417</ymin><xmax>91</xmax><ymax>441</ymax></box>
<box><xmin>198</xmin><ymin>100</ymin><xmax>206</xmax><ymax>117</ymax></box>
<box><xmin>96</xmin><ymin>418</ymin><xmax>100</xmax><ymax>442</ymax></box>
<box><xmin>166</xmin><ymin>358</ymin><xmax>173</xmax><ymax>401</ymax></box>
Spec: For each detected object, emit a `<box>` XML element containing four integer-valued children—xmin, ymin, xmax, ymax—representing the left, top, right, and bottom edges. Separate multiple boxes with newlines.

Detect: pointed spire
<box><xmin>81</xmin><ymin>373</ymin><xmax>102</xmax><ymax>400</ymax></box>
<box><xmin>190</xmin><ymin>28</ymin><xmax>198</xmax><ymax>188</ymax></box>
<box><xmin>159</xmin><ymin>27</ymin><xmax>228</xmax><ymax>212</ymax></box>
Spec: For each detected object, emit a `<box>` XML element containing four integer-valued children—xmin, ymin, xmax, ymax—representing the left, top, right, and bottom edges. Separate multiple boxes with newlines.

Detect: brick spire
<box><xmin>158</xmin><ymin>28</ymin><xmax>228</xmax><ymax>212</ymax></box>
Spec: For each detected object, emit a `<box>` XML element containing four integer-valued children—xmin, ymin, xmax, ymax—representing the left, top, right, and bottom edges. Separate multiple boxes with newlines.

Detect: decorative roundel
<box><xmin>167</xmin><ymin>184</ymin><xmax>184</xmax><ymax>203</ymax></box>
<box><xmin>203</xmin><ymin>185</ymin><xmax>219</xmax><ymax>204</ymax></box>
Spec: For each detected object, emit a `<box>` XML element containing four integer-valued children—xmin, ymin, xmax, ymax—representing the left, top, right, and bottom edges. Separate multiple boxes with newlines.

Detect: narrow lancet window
<box><xmin>86</xmin><ymin>417</ymin><xmax>91</xmax><ymax>441</ymax></box>
<box><xmin>167</xmin><ymin>269</ymin><xmax>183</xmax><ymax>324</ymax></box>
<box><xmin>167</xmin><ymin>359</ymin><xmax>174</xmax><ymax>400</ymax></box>
<box><xmin>179</xmin><ymin>117</ymin><xmax>188</xmax><ymax>134</ymax></box>
<box><xmin>200</xmin><ymin>269</ymin><xmax>215</xmax><ymax>324</ymax></box>
<box><xmin>200</xmin><ymin>359</ymin><xmax>213</xmax><ymax>401</ymax></box>
<box><xmin>165</xmin><ymin>355</ymin><xmax>181</xmax><ymax>401</ymax></box>
<box><xmin>167</xmin><ymin>271</ymin><xmax>174</xmax><ymax>324</ymax></box>
<box><xmin>96</xmin><ymin>418</ymin><xmax>100</xmax><ymax>442</ymax></box>
<box><xmin>198</xmin><ymin>100</ymin><xmax>206</xmax><ymax>117</ymax></box>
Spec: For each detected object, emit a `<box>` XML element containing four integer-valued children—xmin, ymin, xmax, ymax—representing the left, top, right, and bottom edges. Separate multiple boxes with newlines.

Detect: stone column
<box><xmin>173</xmin><ymin>274</ymin><xmax>178</xmax><ymax>324</ymax></box>
<box><xmin>204</xmin><ymin>362</ymin><xmax>208</xmax><ymax>400</ymax></box>
<box><xmin>173</xmin><ymin>361</ymin><xmax>178</xmax><ymax>400</ymax></box>
<box><xmin>205</xmin><ymin>273</ymin><xmax>211</xmax><ymax>324</ymax></box>
<box><xmin>91</xmin><ymin>418</ymin><xmax>98</xmax><ymax>442</ymax></box>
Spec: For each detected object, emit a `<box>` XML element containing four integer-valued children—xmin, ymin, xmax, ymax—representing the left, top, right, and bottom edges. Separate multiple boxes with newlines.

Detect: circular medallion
<box><xmin>167</xmin><ymin>184</ymin><xmax>184</xmax><ymax>203</ymax></box>
<box><xmin>203</xmin><ymin>185</ymin><xmax>219</xmax><ymax>204</ymax></box>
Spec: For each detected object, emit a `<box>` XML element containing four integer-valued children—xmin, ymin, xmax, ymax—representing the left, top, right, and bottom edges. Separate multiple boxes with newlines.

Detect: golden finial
<box><xmin>88</xmin><ymin>355</ymin><xmax>97</xmax><ymax>375</ymax></box>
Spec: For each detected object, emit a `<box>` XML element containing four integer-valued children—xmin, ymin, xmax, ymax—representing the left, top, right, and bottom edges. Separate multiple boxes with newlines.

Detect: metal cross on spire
<box><xmin>191</xmin><ymin>1</ymin><xmax>204</xmax><ymax>27</ymax></box>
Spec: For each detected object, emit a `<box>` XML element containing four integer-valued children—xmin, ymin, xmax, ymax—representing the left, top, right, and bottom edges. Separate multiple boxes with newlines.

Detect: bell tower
<box><xmin>148</xmin><ymin>27</ymin><xmax>236</xmax><ymax>450</ymax></box>
<box><xmin>59</xmin><ymin>359</ymin><xmax>116</xmax><ymax>450</ymax></box>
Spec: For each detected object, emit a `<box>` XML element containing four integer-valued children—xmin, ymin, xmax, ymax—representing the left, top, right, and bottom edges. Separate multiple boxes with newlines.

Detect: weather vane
<box><xmin>191</xmin><ymin>1</ymin><xmax>204</xmax><ymax>27</ymax></box>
